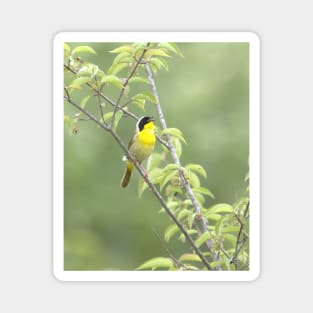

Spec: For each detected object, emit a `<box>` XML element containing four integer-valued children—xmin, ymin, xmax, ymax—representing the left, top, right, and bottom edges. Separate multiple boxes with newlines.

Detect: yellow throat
<box><xmin>137</xmin><ymin>121</ymin><xmax>156</xmax><ymax>145</ymax></box>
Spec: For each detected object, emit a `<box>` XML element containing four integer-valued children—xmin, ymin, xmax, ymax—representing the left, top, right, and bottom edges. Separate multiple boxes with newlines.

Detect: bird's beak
<box><xmin>148</xmin><ymin>116</ymin><xmax>155</xmax><ymax>122</ymax></box>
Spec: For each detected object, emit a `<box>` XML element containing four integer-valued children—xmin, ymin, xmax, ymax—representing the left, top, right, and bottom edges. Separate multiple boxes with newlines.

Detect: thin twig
<box><xmin>111</xmin><ymin>42</ymin><xmax>151</xmax><ymax>127</ymax></box>
<box><xmin>151</xmin><ymin>228</ymin><xmax>196</xmax><ymax>270</ymax></box>
<box><xmin>120</xmin><ymin>98</ymin><xmax>133</xmax><ymax>110</ymax></box>
<box><xmin>64</xmin><ymin>93</ymin><xmax>109</xmax><ymax>131</ymax></box>
<box><xmin>233</xmin><ymin>200</ymin><xmax>249</xmax><ymax>269</ymax></box>
<box><xmin>78</xmin><ymin>118</ymin><xmax>91</xmax><ymax>122</ymax></box>
<box><xmin>64</xmin><ymin>95</ymin><xmax>212</xmax><ymax>271</ymax></box>
<box><xmin>94</xmin><ymin>75</ymin><xmax>105</xmax><ymax>122</ymax></box>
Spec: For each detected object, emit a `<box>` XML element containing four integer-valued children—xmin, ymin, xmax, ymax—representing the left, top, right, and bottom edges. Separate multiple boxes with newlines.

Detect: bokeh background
<box><xmin>64</xmin><ymin>42</ymin><xmax>249</xmax><ymax>270</ymax></box>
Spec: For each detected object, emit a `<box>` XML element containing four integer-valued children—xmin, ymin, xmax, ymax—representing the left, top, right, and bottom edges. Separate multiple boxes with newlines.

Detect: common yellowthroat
<box><xmin>120</xmin><ymin>116</ymin><xmax>156</xmax><ymax>188</ymax></box>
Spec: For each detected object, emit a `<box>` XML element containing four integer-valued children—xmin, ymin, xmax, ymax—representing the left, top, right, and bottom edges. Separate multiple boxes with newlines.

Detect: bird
<box><xmin>120</xmin><ymin>116</ymin><xmax>156</xmax><ymax>188</ymax></box>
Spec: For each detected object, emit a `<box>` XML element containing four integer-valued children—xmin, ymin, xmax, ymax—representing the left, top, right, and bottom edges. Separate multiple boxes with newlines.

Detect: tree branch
<box><xmin>64</xmin><ymin>94</ymin><xmax>212</xmax><ymax>270</ymax></box>
<box><xmin>145</xmin><ymin>64</ymin><xmax>213</xmax><ymax>253</ymax></box>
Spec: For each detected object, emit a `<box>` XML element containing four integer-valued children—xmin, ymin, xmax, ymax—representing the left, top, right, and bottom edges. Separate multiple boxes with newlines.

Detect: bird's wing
<box><xmin>127</xmin><ymin>132</ymin><xmax>136</xmax><ymax>149</ymax></box>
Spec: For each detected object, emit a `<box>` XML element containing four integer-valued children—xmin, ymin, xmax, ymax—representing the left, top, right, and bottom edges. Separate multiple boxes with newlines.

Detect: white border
<box><xmin>53</xmin><ymin>32</ymin><xmax>260</xmax><ymax>281</ymax></box>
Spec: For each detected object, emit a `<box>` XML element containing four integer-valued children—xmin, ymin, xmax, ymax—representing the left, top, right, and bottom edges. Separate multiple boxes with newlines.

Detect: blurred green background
<box><xmin>64</xmin><ymin>42</ymin><xmax>249</xmax><ymax>270</ymax></box>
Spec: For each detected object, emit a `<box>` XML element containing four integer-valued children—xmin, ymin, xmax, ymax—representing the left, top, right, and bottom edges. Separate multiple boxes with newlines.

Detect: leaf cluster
<box><xmin>64</xmin><ymin>42</ymin><xmax>183</xmax><ymax>134</ymax></box>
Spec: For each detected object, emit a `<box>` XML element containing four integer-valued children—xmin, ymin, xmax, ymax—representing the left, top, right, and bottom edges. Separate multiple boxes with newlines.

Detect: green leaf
<box><xmin>64</xmin><ymin>43</ymin><xmax>70</xmax><ymax>57</ymax></box>
<box><xmin>222</xmin><ymin>226</ymin><xmax>240</xmax><ymax>233</ymax></box>
<box><xmin>136</xmin><ymin>257</ymin><xmax>174</xmax><ymax>270</ymax></box>
<box><xmin>178</xmin><ymin>235</ymin><xmax>185</xmax><ymax>243</ymax></box>
<box><xmin>148</xmin><ymin>168</ymin><xmax>164</xmax><ymax>184</ymax></box>
<box><xmin>131</xmin><ymin>94</ymin><xmax>146</xmax><ymax>110</ymax></box>
<box><xmin>138</xmin><ymin>177</ymin><xmax>148</xmax><ymax>198</ymax></box>
<box><xmin>192</xmin><ymin>187</ymin><xmax>215</xmax><ymax>199</ymax></box>
<box><xmin>66</xmin><ymin>84</ymin><xmax>82</xmax><ymax>91</ymax></box>
<box><xmin>206</xmin><ymin>213</ymin><xmax>222</xmax><ymax>222</ymax></box>
<box><xmin>179</xmin><ymin>253</ymin><xmax>202</xmax><ymax>263</ymax></box>
<box><xmin>80</xmin><ymin>95</ymin><xmax>91</xmax><ymax>108</ymax></box>
<box><xmin>185</xmin><ymin>163</ymin><xmax>207</xmax><ymax>179</ymax></box>
<box><xmin>187</xmin><ymin>171</ymin><xmax>200</xmax><ymax>188</ymax></box>
<box><xmin>161</xmin><ymin>128</ymin><xmax>187</xmax><ymax>144</ymax></box>
<box><xmin>112</xmin><ymin>52</ymin><xmax>132</xmax><ymax>64</ymax></box>
<box><xmin>207</xmin><ymin>225</ymin><xmax>215</xmax><ymax>231</ymax></box>
<box><xmin>245</xmin><ymin>172</ymin><xmax>249</xmax><ymax>181</ymax></box>
<box><xmin>169</xmin><ymin>43</ymin><xmax>184</xmax><ymax>57</ymax></box>
<box><xmin>149</xmin><ymin>63</ymin><xmax>159</xmax><ymax>74</ymax></box>
<box><xmin>223</xmin><ymin>233</ymin><xmax>237</xmax><ymax>246</ymax></box>
<box><xmin>132</xmin><ymin>93</ymin><xmax>144</xmax><ymax>101</ymax></box>
<box><xmin>208</xmin><ymin>203</ymin><xmax>233</xmax><ymax>214</ymax></box>
<box><xmin>178</xmin><ymin>229</ymin><xmax>198</xmax><ymax>243</ymax></box>
<box><xmin>215</xmin><ymin>216</ymin><xmax>227</xmax><ymax>236</ymax></box>
<box><xmin>145</xmin><ymin>48</ymin><xmax>171</xmax><ymax>58</ymax></box>
<box><xmin>167</xmin><ymin>201</ymin><xmax>179</xmax><ymax>210</ymax></box>
<box><xmin>146</xmin><ymin>153</ymin><xmax>163</xmax><ymax>171</ymax></box>
<box><xmin>194</xmin><ymin>231</ymin><xmax>212</xmax><ymax>248</ymax></box>
<box><xmin>156</xmin><ymin>58</ymin><xmax>169</xmax><ymax>71</ymax></box>
<box><xmin>141</xmin><ymin>91</ymin><xmax>157</xmax><ymax>104</ymax></box>
<box><xmin>157</xmin><ymin>42</ymin><xmax>184</xmax><ymax>57</ymax></box>
<box><xmin>109</xmin><ymin>45</ymin><xmax>135</xmax><ymax>54</ymax></box>
<box><xmin>164</xmin><ymin>185</ymin><xmax>183</xmax><ymax>196</ymax></box>
<box><xmin>234</xmin><ymin>197</ymin><xmax>249</xmax><ymax>211</ymax></box>
<box><xmin>64</xmin><ymin>115</ymin><xmax>71</xmax><ymax>126</ymax></box>
<box><xmin>77</xmin><ymin>64</ymin><xmax>99</xmax><ymax>78</ymax></box>
<box><xmin>72</xmin><ymin>46</ymin><xmax>96</xmax><ymax>55</ymax></box>
<box><xmin>160</xmin><ymin>168</ymin><xmax>178</xmax><ymax>191</ymax></box>
<box><xmin>162</xmin><ymin>163</ymin><xmax>179</xmax><ymax>172</ymax></box>
<box><xmin>112</xmin><ymin>111</ymin><xmax>123</xmax><ymax>131</ymax></box>
<box><xmin>132</xmin><ymin>99</ymin><xmax>145</xmax><ymax>111</ymax></box>
<box><xmin>182</xmin><ymin>264</ymin><xmax>201</xmax><ymax>271</ymax></box>
<box><xmin>183</xmin><ymin>199</ymin><xmax>192</xmax><ymax>206</ymax></box>
<box><xmin>63</xmin><ymin>115</ymin><xmax>76</xmax><ymax>136</ymax></box>
<box><xmin>107</xmin><ymin>63</ymin><xmax>128</xmax><ymax>75</ymax></box>
<box><xmin>188</xmin><ymin>212</ymin><xmax>197</xmax><ymax>228</ymax></box>
<box><xmin>101</xmin><ymin>75</ymin><xmax>123</xmax><ymax>89</ymax></box>
<box><xmin>177</xmin><ymin>209</ymin><xmax>191</xmax><ymax>221</ymax></box>
<box><xmin>95</xmin><ymin>69</ymin><xmax>105</xmax><ymax>80</ymax></box>
<box><xmin>172</xmin><ymin>137</ymin><xmax>182</xmax><ymax>158</ymax></box>
<box><xmin>162</xmin><ymin>127</ymin><xmax>182</xmax><ymax>136</ymax></box>
<box><xmin>164</xmin><ymin>224</ymin><xmax>180</xmax><ymax>242</ymax></box>
<box><xmin>149</xmin><ymin>57</ymin><xmax>169</xmax><ymax>71</ymax></box>
<box><xmin>133</xmin><ymin>42</ymin><xmax>149</xmax><ymax>53</ymax></box>
<box><xmin>158</xmin><ymin>207</ymin><xmax>165</xmax><ymax>214</ymax></box>
<box><xmin>194</xmin><ymin>192</ymin><xmax>205</xmax><ymax>205</ymax></box>
<box><xmin>148</xmin><ymin>58</ymin><xmax>161</xmax><ymax>70</ymax></box>
<box><xmin>70</xmin><ymin>77</ymin><xmax>91</xmax><ymax>88</ymax></box>
<box><xmin>210</xmin><ymin>260</ymin><xmax>225</xmax><ymax>268</ymax></box>
<box><xmin>102</xmin><ymin>111</ymin><xmax>113</xmax><ymax>122</ymax></box>
<box><xmin>128</xmin><ymin>76</ymin><xmax>150</xmax><ymax>84</ymax></box>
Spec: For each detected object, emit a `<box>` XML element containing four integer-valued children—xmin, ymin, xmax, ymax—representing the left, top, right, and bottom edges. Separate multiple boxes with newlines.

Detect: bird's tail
<box><xmin>120</xmin><ymin>161</ymin><xmax>134</xmax><ymax>188</ymax></box>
